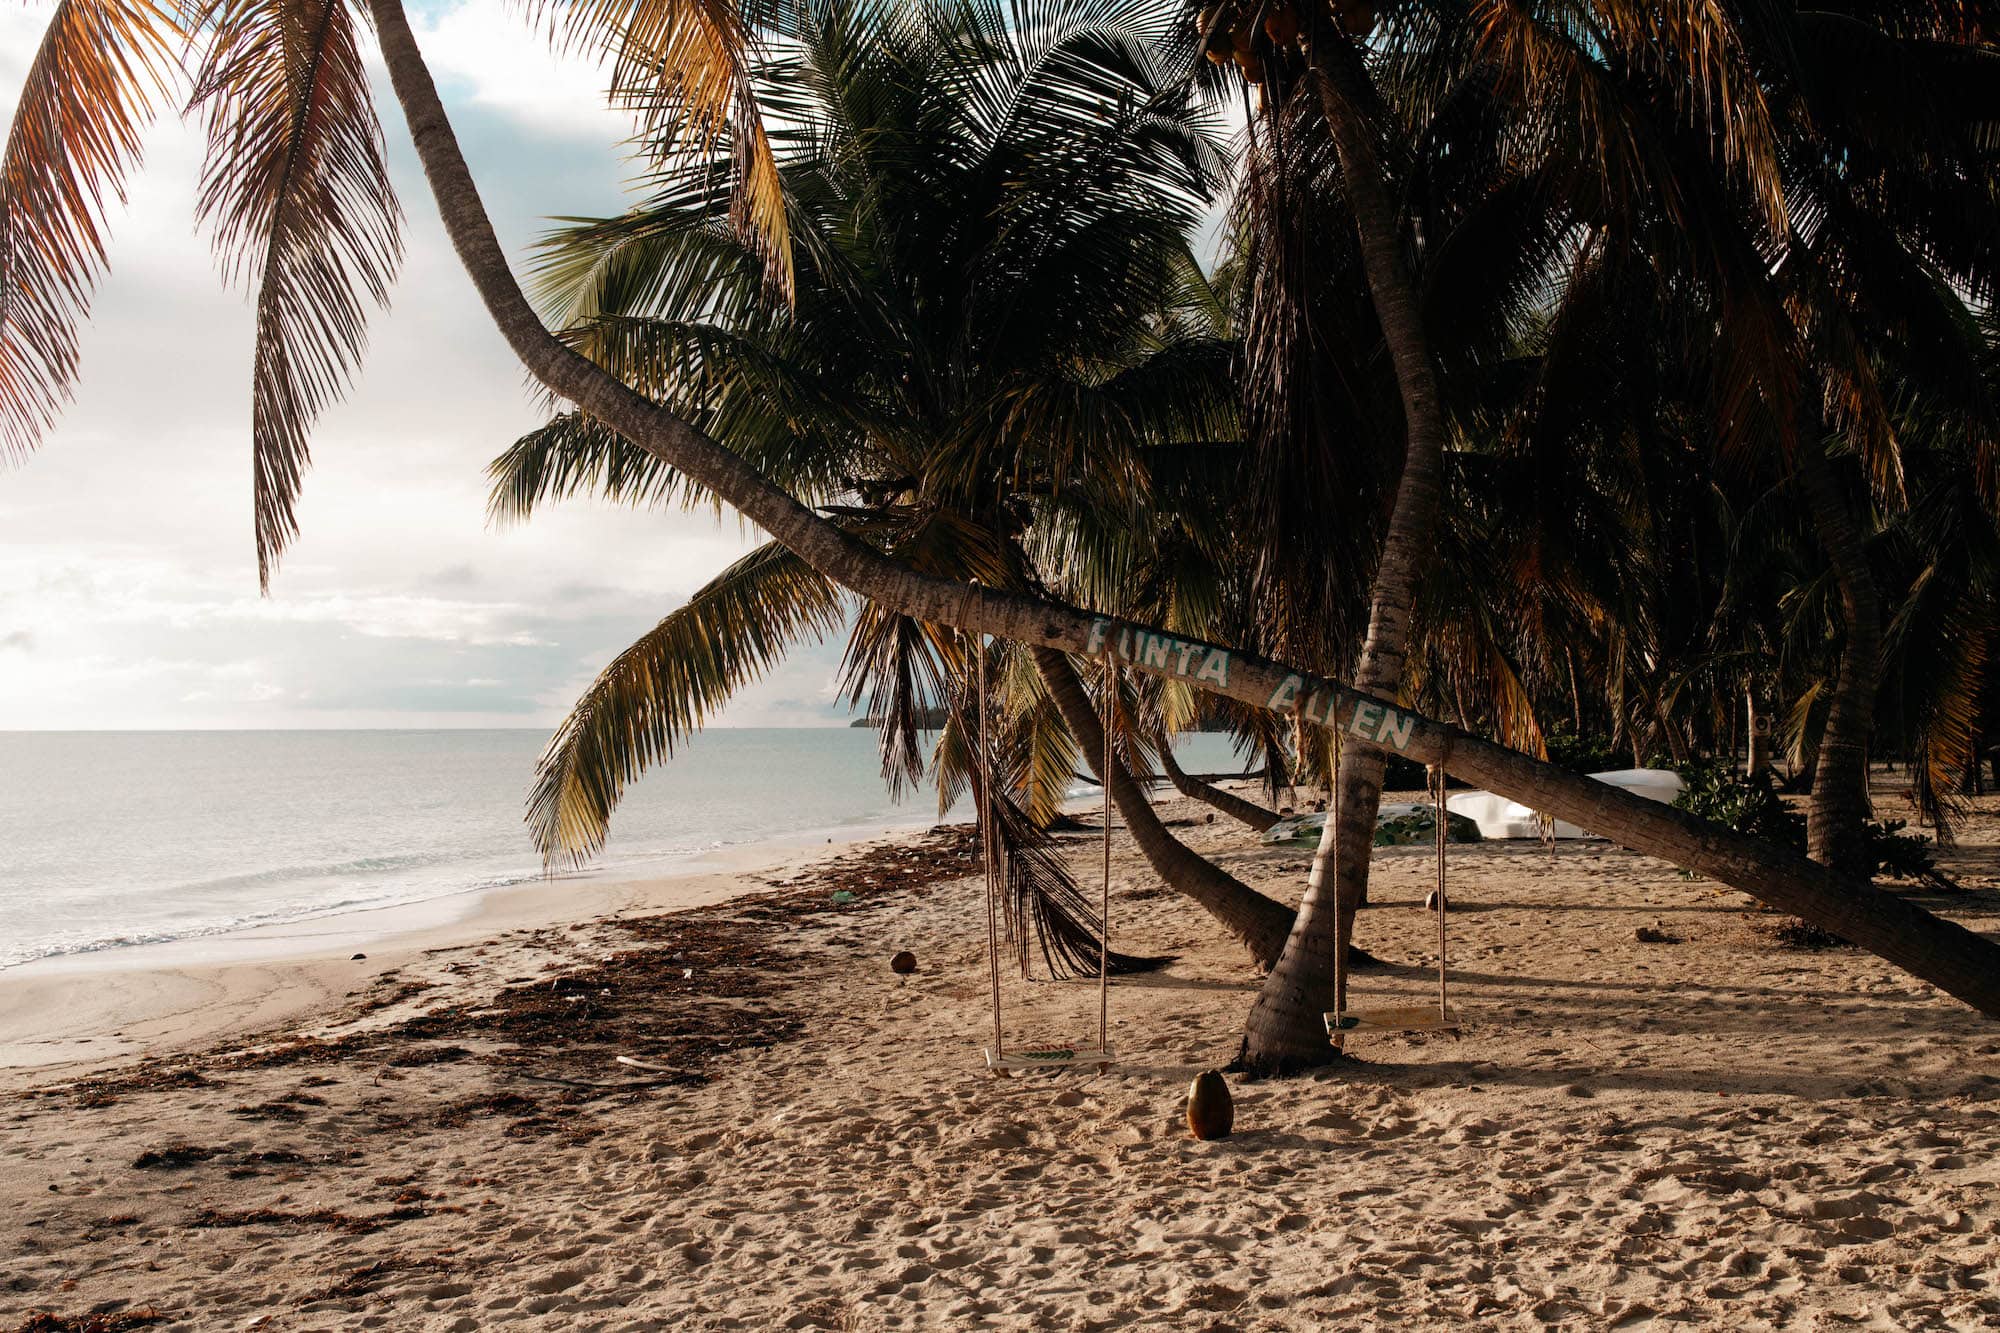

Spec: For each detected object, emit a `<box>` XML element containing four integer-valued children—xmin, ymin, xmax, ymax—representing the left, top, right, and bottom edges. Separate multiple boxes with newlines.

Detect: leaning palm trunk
<box><xmin>1234</xmin><ymin>58</ymin><xmax>1458</xmax><ymax>1073</ymax></box>
<box><xmin>1798</xmin><ymin>442</ymin><xmax>1883</xmax><ymax>879</ymax></box>
<box><xmin>367</xmin><ymin>0</ymin><xmax>2000</xmax><ymax>1034</ymax></box>
<box><xmin>1156</xmin><ymin>742</ymin><xmax>1281</xmax><ymax>832</ymax></box>
<box><xmin>1032</xmin><ymin>647</ymin><xmax>1295</xmax><ymax>966</ymax></box>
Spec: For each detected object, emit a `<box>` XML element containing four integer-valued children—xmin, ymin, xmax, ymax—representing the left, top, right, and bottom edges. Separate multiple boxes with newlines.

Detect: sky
<box><xmin>0</xmin><ymin>0</ymin><xmax>858</xmax><ymax>730</ymax></box>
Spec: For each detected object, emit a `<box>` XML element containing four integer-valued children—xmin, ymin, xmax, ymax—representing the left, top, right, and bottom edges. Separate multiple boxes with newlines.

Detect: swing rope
<box><xmin>1324</xmin><ymin>716</ymin><xmax>1460</xmax><ymax>1044</ymax></box>
<box><xmin>1330</xmin><ymin>718</ymin><xmax>1346</xmax><ymax>1019</ymax></box>
<box><xmin>978</xmin><ymin>640</ymin><xmax>1118</xmax><ymax>1071</ymax></box>
<box><xmin>976</xmin><ymin>636</ymin><xmax>1004</xmax><ymax>1061</ymax></box>
<box><xmin>1431</xmin><ymin>745</ymin><xmax>1451</xmax><ymax>1021</ymax></box>
<box><xmin>1098</xmin><ymin>653</ymin><xmax>1115</xmax><ymax>1055</ymax></box>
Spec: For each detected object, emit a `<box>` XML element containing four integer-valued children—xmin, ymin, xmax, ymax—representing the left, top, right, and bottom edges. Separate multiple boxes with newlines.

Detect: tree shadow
<box><xmin>1361</xmin><ymin>898</ymin><xmax>1745</xmax><ymax>915</ymax></box>
<box><xmin>1348</xmin><ymin>1051</ymin><xmax>1997</xmax><ymax>1106</ymax></box>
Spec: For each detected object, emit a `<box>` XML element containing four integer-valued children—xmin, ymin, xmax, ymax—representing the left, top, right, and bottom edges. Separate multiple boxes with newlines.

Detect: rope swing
<box><xmin>1323</xmin><ymin>731</ymin><xmax>1461</xmax><ymax>1050</ymax></box>
<box><xmin>980</xmin><ymin>641</ymin><xmax>1116</xmax><ymax>1074</ymax></box>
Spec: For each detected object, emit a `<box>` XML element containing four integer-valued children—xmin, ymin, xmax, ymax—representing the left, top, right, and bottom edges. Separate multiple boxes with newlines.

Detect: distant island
<box><xmin>850</xmin><ymin>710</ymin><xmax>949</xmax><ymax>729</ymax></box>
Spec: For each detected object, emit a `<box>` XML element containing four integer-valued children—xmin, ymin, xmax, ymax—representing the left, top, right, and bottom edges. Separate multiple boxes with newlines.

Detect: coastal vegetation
<box><xmin>3</xmin><ymin>0</ymin><xmax>1998</xmax><ymax>1072</ymax></box>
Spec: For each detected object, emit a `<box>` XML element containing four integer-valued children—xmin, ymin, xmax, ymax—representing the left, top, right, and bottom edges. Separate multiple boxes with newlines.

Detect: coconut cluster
<box><xmin>1198</xmin><ymin>0</ymin><xmax>1378</xmax><ymax>83</ymax></box>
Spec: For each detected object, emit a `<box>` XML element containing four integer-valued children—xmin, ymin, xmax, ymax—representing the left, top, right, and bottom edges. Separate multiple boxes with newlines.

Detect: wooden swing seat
<box><xmin>1324</xmin><ymin>1006</ymin><xmax>1460</xmax><ymax>1039</ymax></box>
<box><xmin>983</xmin><ymin>1046</ymin><xmax>1115</xmax><ymax>1072</ymax></box>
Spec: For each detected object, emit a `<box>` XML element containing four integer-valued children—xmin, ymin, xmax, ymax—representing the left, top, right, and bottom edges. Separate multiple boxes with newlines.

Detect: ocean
<box><xmin>0</xmin><ymin>728</ymin><xmax>1247</xmax><ymax>969</ymax></box>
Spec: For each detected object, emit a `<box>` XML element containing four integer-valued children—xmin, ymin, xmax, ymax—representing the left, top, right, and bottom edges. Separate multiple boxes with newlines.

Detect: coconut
<box><xmin>1263</xmin><ymin>4</ymin><xmax>1300</xmax><ymax>44</ymax></box>
<box><xmin>890</xmin><ymin>950</ymin><xmax>918</xmax><ymax>974</ymax></box>
<box><xmin>1186</xmin><ymin>1070</ymin><xmax>1235</xmax><ymax>1140</ymax></box>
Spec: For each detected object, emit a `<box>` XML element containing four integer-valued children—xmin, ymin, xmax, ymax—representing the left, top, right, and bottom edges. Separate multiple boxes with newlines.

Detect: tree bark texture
<box><xmin>1797</xmin><ymin>442</ymin><xmax>1883</xmax><ymax>879</ymax></box>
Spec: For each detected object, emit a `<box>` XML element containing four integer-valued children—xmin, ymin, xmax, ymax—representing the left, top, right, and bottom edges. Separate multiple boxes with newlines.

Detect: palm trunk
<box><xmin>1156</xmin><ymin>741</ymin><xmax>1281</xmax><ymax>832</ymax></box>
<box><xmin>1235</xmin><ymin>53</ymin><xmax>1456</xmax><ymax>1073</ymax></box>
<box><xmin>1032</xmin><ymin>647</ymin><xmax>1294</xmax><ymax>966</ymax></box>
<box><xmin>366</xmin><ymin>0</ymin><xmax>2000</xmax><ymax>1026</ymax></box>
<box><xmin>1656</xmin><ymin>700</ymin><xmax>1690</xmax><ymax>766</ymax></box>
<box><xmin>1797</xmin><ymin>442</ymin><xmax>1882</xmax><ymax>879</ymax></box>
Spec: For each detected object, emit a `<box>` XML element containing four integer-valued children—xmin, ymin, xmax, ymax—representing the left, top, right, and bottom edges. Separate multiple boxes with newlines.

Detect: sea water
<box><xmin>0</xmin><ymin>728</ymin><xmax>1248</xmax><ymax>968</ymax></box>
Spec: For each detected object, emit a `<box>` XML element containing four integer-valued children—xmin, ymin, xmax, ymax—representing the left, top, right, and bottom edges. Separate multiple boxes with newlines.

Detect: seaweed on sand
<box><xmin>14</xmin><ymin>1309</ymin><xmax>172</xmax><ymax>1331</ymax></box>
<box><xmin>27</xmin><ymin>825</ymin><xmax>984</xmax><ymax>1115</ymax></box>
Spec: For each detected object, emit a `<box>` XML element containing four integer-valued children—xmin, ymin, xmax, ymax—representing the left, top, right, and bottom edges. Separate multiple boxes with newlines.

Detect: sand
<box><xmin>3</xmin><ymin>786</ymin><xmax>1997</xmax><ymax>1331</ymax></box>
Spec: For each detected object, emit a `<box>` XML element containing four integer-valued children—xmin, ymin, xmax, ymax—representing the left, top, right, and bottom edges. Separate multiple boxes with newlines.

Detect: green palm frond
<box><xmin>530</xmin><ymin>541</ymin><xmax>845</xmax><ymax>865</ymax></box>
<box><xmin>1011</xmin><ymin>667</ymin><xmax>1080</xmax><ymax>827</ymax></box>
<box><xmin>487</xmin><ymin>411</ymin><xmax>697</xmax><ymax>523</ymax></box>
<box><xmin>1891</xmin><ymin>573</ymin><xmax>1989</xmax><ymax>841</ymax></box>
<box><xmin>840</xmin><ymin>602</ymin><xmax>956</xmax><ymax>798</ymax></box>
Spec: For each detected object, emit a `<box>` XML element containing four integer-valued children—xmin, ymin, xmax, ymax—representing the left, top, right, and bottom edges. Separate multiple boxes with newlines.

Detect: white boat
<box><xmin>1444</xmin><ymin>767</ymin><xmax>1683</xmax><ymax>841</ymax></box>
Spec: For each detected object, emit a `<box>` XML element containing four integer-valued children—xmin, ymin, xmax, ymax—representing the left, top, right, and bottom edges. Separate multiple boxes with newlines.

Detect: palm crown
<box><xmin>491</xmin><ymin>0</ymin><xmax>1237</xmax><ymax>900</ymax></box>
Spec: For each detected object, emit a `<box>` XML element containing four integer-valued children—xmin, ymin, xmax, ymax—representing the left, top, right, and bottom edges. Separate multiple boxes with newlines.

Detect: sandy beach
<box><xmin>4</xmin><ymin>786</ymin><xmax>1998</xmax><ymax>1331</ymax></box>
<box><xmin>0</xmin><ymin>823</ymin><xmax>927</xmax><ymax>1074</ymax></box>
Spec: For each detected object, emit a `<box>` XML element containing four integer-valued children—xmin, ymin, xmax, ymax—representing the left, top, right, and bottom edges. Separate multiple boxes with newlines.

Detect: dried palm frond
<box><xmin>0</xmin><ymin>0</ymin><xmax>181</xmax><ymax>457</ymax></box>
<box><xmin>188</xmin><ymin>0</ymin><xmax>403</xmax><ymax>588</ymax></box>
<box><xmin>528</xmin><ymin>0</ymin><xmax>790</xmax><ymax>295</ymax></box>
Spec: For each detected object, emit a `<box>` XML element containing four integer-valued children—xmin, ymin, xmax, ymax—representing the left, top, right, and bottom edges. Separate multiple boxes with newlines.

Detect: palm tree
<box><xmin>10</xmin><ymin>0</ymin><xmax>2000</xmax><ymax>1046</ymax></box>
<box><xmin>1488</xmin><ymin>3</ymin><xmax>2000</xmax><ymax>876</ymax></box>
<box><xmin>1203</xmin><ymin>0</ymin><xmax>1809</xmax><ymax>1067</ymax></box>
<box><xmin>1758</xmin><ymin>16</ymin><xmax>2000</xmax><ymax>878</ymax></box>
<box><xmin>489</xmin><ymin>0</ymin><xmax>1303</xmax><ymax>966</ymax></box>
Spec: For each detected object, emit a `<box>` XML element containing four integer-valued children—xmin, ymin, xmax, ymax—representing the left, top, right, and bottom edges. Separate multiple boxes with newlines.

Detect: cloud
<box><xmin>430</xmin><ymin>563</ymin><xmax>482</xmax><ymax>588</ymax></box>
<box><xmin>0</xmin><ymin>5</ymin><xmax>848</xmax><ymax>730</ymax></box>
<box><xmin>404</xmin><ymin>2</ymin><xmax>631</xmax><ymax>144</ymax></box>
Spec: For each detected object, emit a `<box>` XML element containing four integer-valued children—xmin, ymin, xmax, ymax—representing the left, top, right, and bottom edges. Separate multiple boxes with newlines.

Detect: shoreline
<box><xmin>0</xmin><ymin>813</ymin><xmax>941</xmax><ymax>1077</ymax></box>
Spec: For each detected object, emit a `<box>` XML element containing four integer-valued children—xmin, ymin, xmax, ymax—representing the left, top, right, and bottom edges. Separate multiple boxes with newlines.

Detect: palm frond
<box><xmin>0</xmin><ymin>0</ymin><xmax>181</xmax><ymax>457</ymax></box>
<box><xmin>529</xmin><ymin>541</ymin><xmax>845</xmax><ymax>865</ymax></box>
<box><xmin>189</xmin><ymin>0</ymin><xmax>403</xmax><ymax>589</ymax></box>
<box><xmin>531</xmin><ymin>0</ymin><xmax>790</xmax><ymax>294</ymax></box>
<box><xmin>935</xmin><ymin>670</ymin><xmax>1166</xmax><ymax>979</ymax></box>
<box><xmin>1010</xmin><ymin>664</ymin><xmax>1081</xmax><ymax>827</ymax></box>
<box><xmin>487</xmin><ymin>410</ymin><xmax>697</xmax><ymax>523</ymax></box>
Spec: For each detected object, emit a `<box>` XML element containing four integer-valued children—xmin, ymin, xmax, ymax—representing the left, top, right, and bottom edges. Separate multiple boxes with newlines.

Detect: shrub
<box><xmin>1672</xmin><ymin>760</ymin><xmax>1802</xmax><ymax>846</ymax></box>
<box><xmin>1542</xmin><ymin>725</ymin><xmax>1632</xmax><ymax>775</ymax></box>
<box><xmin>1671</xmin><ymin>759</ymin><xmax>1957</xmax><ymax>890</ymax></box>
